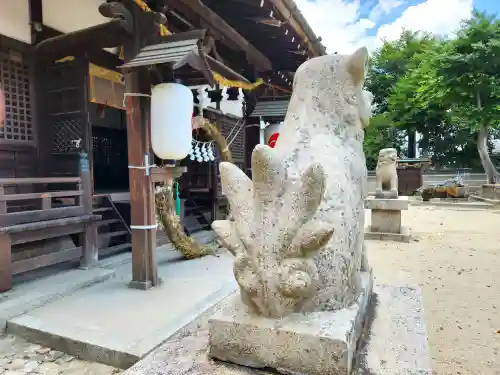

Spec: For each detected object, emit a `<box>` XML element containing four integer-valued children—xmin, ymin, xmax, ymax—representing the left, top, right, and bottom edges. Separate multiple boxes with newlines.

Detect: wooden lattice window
<box><xmin>0</xmin><ymin>50</ymin><xmax>34</xmax><ymax>143</ymax></box>
<box><xmin>53</xmin><ymin>118</ymin><xmax>84</xmax><ymax>153</ymax></box>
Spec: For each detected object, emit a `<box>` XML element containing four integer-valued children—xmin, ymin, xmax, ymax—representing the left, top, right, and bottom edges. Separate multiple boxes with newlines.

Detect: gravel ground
<box><xmin>367</xmin><ymin>205</ymin><xmax>500</xmax><ymax>375</ymax></box>
<box><xmin>1</xmin><ymin>205</ymin><xmax>498</xmax><ymax>375</ymax></box>
<box><xmin>0</xmin><ymin>333</ymin><xmax>121</xmax><ymax>374</ymax></box>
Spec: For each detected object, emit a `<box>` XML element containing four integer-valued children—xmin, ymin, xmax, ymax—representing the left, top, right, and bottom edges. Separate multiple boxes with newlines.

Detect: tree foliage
<box><xmin>435</xmin><ymin>11</ymin><xmax>500</xmax><ymax>181</ymax></box>
<box><xmin>365</xmin><ymin>29</ymin><xmax>437</xmax><ymax>115</ymax></box>
<box><xmin>364</xmin><ymin>30</ymin><xmax>437</xmax><ymax>160</ymax></box>
<box><xmin>366</xmin><ymin>10</ymin><xmax>500</xmax><ymax>177</ymax></box>
<box><xmin>364</xmin><ymin>113</ymin><xmax>404</xmax><ymax>170</ymax></box>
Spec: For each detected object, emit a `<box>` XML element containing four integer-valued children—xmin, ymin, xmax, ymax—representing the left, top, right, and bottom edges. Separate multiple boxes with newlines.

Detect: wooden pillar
<box><xmin>0</xmin><ymin>186</ymin><xmax>11</xmax><ymax>292</ymax></box>
<box><xmin>123</xmin><ymin>4</ymin><xmax>158</xmax><ymax>290</ymax></box>
<box><xmin>0</xmin><ymin>233</ymin><xmax>12</xmax><ymax>293</ymax></box>
<box><xmin>79</xmin><ymin>152</ymin><xmax>98</xmax><ymax>268</ymax></box>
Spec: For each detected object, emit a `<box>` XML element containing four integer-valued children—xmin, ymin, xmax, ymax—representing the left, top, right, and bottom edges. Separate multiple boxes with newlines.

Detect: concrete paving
<box><xmin>6</xmin><ymin>235</ymin><xmax>238</xmax><ymax>370</ymax></box>
<box><xmin>0</xmin><ymin>267</ymin><xmax>115</xmax><ymax>333</ymax></box>
<box><xmin>410</xmin><ymin>198</ymin><xmax>495</xmax><ymax>210</ymax></box>
<box><xmin>120</xmin><ymin>284</ymin><xmax>432</xmax><ymax>375</ymax></box>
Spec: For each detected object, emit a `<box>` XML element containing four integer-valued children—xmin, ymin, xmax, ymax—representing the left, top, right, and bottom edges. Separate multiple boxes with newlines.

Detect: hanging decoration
<box><xmin>174</xmin><ymin>182</ymin><xmax>181</xmax><ymax>216</ymax></box>
<box><xmin>155</xmin><ymin>116</ymin><xmax>234</xmax><ymax>259</ymax></box>
<box><xmin>155</xmin><ymin>184</ymin><xmax>212</xmax><ymax>259</ymax></box>
<box><xmin>211</xmin><ymin>72</ymin><xmax>264</xmax><ymax>91</ymax></box>
<box><xmin>150</xmin><ymin>83</ymin><xmax>193</xmax><ymax>160</ymax></box>
<box><xmin>188</xmin><ymin>140</ymin><xmax>216</xmax><ymax>163</ymax></box>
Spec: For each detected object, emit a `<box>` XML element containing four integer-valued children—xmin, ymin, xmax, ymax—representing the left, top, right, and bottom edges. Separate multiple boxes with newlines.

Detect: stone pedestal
<box><xmin>375</xmin><ymin>188</ymin><xmax>398</xmax><ymax>199</ymax></box>
<box><xmin>208</xmin><ymin>272</ymin><xmax>373</xmax><ymax>375</ymax></box>
<box><xmin>481</xmin><ymin>184</ymin><xmax>500</xmax><ymax>200</ymax></box>
<box><xmin>365</xmin><ymin>196</ymin><xmax>410</xmax><ymax>242</ymax></box>
<box><xmin>121</xmin><ymin>282</ymin><xmax>432</xmax><ymax>375</ymax></box>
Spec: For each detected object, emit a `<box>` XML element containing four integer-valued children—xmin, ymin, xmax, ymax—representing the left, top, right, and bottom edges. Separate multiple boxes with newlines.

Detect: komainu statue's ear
<box><xmin>347</xmin><ymin>47</ymin><xmax>369</xmax><ymax>86</ymax></box>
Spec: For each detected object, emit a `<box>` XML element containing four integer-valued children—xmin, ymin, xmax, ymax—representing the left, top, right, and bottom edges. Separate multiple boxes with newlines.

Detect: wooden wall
<box><xmin>0</xmin><ymin>35</ymin><xmax>38</xmax><ymax>192</ymax></box>
<box><xmin>204</xmin><ymin>108</ymin><xmax>245</xmax><ymax>169</ymax></box>
<box><xmin>204</xmin><ymin>108</ymin><xmax>246</xmax><ymax>198</ymax></box>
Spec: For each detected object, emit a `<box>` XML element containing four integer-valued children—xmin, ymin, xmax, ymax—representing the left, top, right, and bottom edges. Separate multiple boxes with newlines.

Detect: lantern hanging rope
<box><xmin>155</xmin><ymin>116</ymin><xmax>233</xmax><ymax>259</ymax></box>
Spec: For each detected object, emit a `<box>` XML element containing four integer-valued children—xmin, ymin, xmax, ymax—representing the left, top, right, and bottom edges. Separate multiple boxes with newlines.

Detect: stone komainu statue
<box><xmin>212</xmin><ymin>47</ymin><xmax>373</xmax><ymax>318</ymax></box>
<box><xmin>375</xmin><ymin>148</ymin><xmax>398</xmax><ymax>198</ymax></box>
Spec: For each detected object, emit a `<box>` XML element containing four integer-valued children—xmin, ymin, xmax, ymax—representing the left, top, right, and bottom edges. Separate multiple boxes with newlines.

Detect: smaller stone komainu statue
<box><xmin>375</xmin><ymin>148</ymin><xmax>399</xmax><ymax>198</ymax></box>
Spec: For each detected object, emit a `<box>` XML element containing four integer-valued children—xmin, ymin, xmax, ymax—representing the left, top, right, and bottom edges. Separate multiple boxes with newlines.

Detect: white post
<box><xmin>259</xmin><ymin>118</ymin><xmax>266</xmax><ymax>145</ymax></box>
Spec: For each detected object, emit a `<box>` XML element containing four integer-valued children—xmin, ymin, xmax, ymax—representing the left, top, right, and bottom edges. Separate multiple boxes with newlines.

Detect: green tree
<box><xmin>365</xmin><ymin>30</ymin><xmax>437</xmax><ymax>158</ymax></box>
<box><xmin>434</xmin><ymin>11</ymin><xmax>500</xmax><ymax>182</ymax></box>
<box><xmin>364</xmin><ymin>113</ymin><xmax>404</xmax><ymax>170</ymax></box>
<box><xmin>387</xmin><ymin>40</ymin><xmax>460</xmax><ymax>167</ymax></box>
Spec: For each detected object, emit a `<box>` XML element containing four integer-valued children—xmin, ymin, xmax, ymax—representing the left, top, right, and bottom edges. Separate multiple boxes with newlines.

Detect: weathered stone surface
<box><xmin>212</xmin><ymin>47</ymin><xmax>373</xmax><ymax>318</ymax></box>
<box><xmin>371</xmin><ymin>210</ymin><xmax>401</xmax><ymax>233</ymax></box>
<box><xmin>209</xmin><ymin>272</ymin><xmax>372</xmax><ymax>375</ymax></box>
<box><xmin>481</xmin><ymin>184</ymin><xmax>500</xmax><ymax>200</ymax></box>
<box><xmin>375</xmin><ymin>148</ymin><xmax>398</xmax><ymax>199</ymax></box>
<box><xmin>365</xmin><ymin>226</ymin><xmax>411</xmax><ymax>243</ymax></box>
<box><xmin>122</xmin><ymin>284</ymin><xmax>432</xmax><ymax>375</ymax></box>
<box><xmin>366</xmin><ymin>196</ymin><xmax>409</xmax><ymax>211</ymax></box>
<box><xmin>355</xmin><ymin>284</ymin><xmax>432</xmax><ymax>374</ymax></box>
<box><xmin>365</xmin><ymin>197</ymin><xmax>410</xmax><ymax>242</ymax></box>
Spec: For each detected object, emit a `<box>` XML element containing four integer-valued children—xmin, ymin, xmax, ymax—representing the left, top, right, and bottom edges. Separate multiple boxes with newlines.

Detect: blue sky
<box><xmin>295</xmin><ymin>0</ymin><xmax>500</xmax><ymax>54</ymax></box>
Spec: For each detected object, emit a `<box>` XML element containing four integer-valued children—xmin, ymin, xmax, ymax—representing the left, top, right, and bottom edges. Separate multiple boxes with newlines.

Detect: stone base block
<box><xmin>481</xmin><ymin>184</ymin><xmax>500</xmax><ymax>200</ymax></box>
<box><xmin>365</xmin><ymin>196</ymin><xmax>409</xmax><ymax>210</ymax></box>
<box><xmin>122</xmin><ymin>280</ymin><xmax>432</xmax><ymax>375</ymax></box>
<box><xmin>208</xmin><ymin>272</ymin><xmax>373</xmax><ymax>375</ymax></box>
<box><xmin>374</xmin><ymin>189</ymin><xmax>398</xmax><ymax>199</ymax></box>
<box><xmin>365</xmin><ymin>225</ymin><xmax>411</xmax><ymax>243</ymax></box>
<box><xmin>470</xmin><ymin>195</ymin><xmax>500</xmax><ymax>205</ymax></box>
<box><xmin>371</xmin><ymin>209</ymin><xmax>401</xmax><ymax>233</ymax></box>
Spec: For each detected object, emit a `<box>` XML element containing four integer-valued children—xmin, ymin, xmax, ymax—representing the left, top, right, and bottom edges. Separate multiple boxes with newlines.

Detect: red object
<box><xmin>268</xmin><ymin>132</ymin><xmax>280</xmax><ymax>148</ymax></box>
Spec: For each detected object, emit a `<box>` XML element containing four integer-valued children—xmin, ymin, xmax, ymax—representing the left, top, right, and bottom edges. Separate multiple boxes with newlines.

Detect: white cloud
<box><xmin>295</xmin><ymin>0</ymin><xmax>474</xmax><ymax>54</ymax></box>
<box><xmin>369</xmin><ymin>0</ymin><xmax>403</xmax><ymax>21</ymax></box>
<box><xmin>294</xmin><ymin>0</ymin><xmax>377</xmax><ymax>54</ymax></box>
<box><xmin>375</xmin><ymin>0</ymin><xmax>473</xmax><ymax>47</ymax></box>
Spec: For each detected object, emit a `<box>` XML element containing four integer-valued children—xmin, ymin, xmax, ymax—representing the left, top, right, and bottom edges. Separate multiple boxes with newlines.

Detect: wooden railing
<box><xmin>0</xmin><ymin>177</ymin><xmax>87</xmax><ymax>227</ymax></box>
<box><xmin>0</xmin><ymin>177</ymin><xmax>99</xmax><ymax>292</ymax></box>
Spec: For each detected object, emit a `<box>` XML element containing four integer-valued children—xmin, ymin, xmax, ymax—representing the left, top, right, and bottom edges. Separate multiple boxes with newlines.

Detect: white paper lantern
<box><xmin>151</xmin><ymin>83</ymin><xmax>193</xmax><ymax>160</ymax></box>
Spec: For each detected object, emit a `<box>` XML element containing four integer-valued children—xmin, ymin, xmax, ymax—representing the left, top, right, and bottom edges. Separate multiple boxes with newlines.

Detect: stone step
<box><xmin>5</xmin><ymin>250</ymin><xmax>237</xmax><ymax>369</ymax></box>
<box><xmin>354</xmin><ymin>284</ymin><xmax>432</xmax><ymax>374</ymax></box>
<box><xmin>0</xmin><ymin>267</ymin><xmax>114</xmax><ymax>332</ymax></box>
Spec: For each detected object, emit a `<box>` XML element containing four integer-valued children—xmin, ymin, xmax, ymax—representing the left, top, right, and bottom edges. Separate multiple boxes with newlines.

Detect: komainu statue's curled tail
<box><xmin>212</xmin><ymin>145</ymin><xmax>333</xmax><ymax>318</ymax></box>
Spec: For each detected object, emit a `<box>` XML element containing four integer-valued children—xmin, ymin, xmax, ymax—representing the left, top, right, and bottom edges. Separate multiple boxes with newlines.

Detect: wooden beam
<box><xmin>267</xmin><ymin>0</ymin><xmax>325</xmax><ymax>57</ymax></box>
<box><xmin>176</xmin><ymin>0</ymin><xmax>272</xmax><ymax>72</ymax></box>
<box><xmin>204</xmin><ymin>55</ymin><xmax>249</xmax><ymax>83</ymax></box>
<box><xmin>28</xmin><ymin>0</ymin><xmax>43</xmax><ymax>44</ymax></box>
<box><xmin>146</xmin><ymin>28</ymin><xmax>206</xmax><ymax>45</ymax></box>
<box><xmin>35</xmin><ymin>19</ymin><xmax>132</xmax><ymax>61</ymax></box>
<box><xmin>122</xmin><ymin>3</ymin><xmax>158</xmax><ymax>291</ymax></box>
